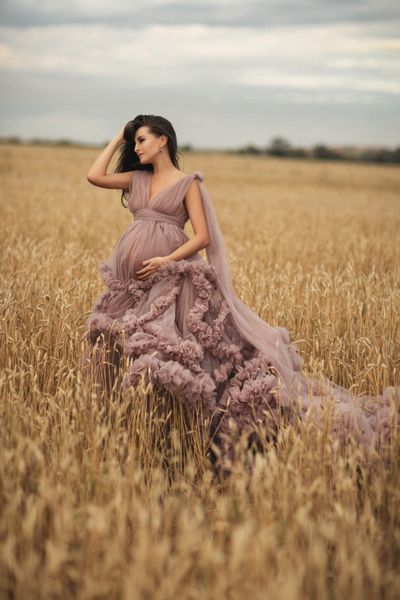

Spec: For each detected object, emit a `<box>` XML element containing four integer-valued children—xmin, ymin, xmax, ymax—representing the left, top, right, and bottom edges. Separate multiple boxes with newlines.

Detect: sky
<box><xmin>0</xmin><ymin>0</ymin><xmax>399</xmax><ymax>149</ymax></box>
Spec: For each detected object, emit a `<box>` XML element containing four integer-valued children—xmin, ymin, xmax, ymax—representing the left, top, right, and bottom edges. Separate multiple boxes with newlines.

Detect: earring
<box><xmin>160</xmin><ymin>146</ymin><xmax>164</xmax><ymax>153</ymax></box>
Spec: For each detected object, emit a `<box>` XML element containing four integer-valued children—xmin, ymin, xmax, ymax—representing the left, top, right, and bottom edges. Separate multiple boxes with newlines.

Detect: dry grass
<box><xmin>0</xmin><ymin>144</ymin><xmax>399</xmax><ymax>599</ymax></box>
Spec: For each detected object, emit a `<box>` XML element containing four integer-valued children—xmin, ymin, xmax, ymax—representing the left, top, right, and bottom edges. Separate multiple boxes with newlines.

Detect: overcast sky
<box><xmin>0</xmin><ymin>0</ymin><xmax>399</xmax><ymax>148</ymax></box>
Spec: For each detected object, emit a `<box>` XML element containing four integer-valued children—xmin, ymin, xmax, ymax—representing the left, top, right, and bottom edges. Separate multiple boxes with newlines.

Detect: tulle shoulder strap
<box><xmin>129</xmin><ymin>169</ymin><xmax>146</xmax><ymax>196</ymax></box>
<box><xmin>178</xmin><ymin>170</ymin><xmax>205</xmax><ymax>196</ymax></box>
<box><xmin>191</xmin><ymin>170</ymin><xmax>204</xmax><ymax>182</ymax></box>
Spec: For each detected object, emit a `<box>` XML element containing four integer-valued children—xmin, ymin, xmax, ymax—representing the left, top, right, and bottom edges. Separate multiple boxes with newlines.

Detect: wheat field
<box><xmin>1</xmin><ymin>143</ymin><xmax>399</xmax><ymax>599</ymax></box>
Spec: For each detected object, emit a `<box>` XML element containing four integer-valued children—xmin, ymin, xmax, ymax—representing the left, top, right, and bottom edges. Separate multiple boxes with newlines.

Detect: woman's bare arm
<box><xmin>87</xmin><ymin>128</ymin><xmax>135</xmax><ymax>190</ymax></box>
<box><xmin>166</xmin><ymin>179</ymin><xmax>211</xmax><ymax>261</ymax></box>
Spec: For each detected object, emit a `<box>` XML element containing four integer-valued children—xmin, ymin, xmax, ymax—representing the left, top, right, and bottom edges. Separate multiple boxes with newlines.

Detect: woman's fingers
<box><xmin>137</xmin><ymin>267</ymin><xmax>156</xmax><ymax>280</ymax></box>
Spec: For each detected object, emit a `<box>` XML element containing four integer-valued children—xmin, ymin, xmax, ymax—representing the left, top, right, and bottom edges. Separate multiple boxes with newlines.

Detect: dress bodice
<box><xmin>128</xmin><ymin>170</ymin><xmax>205</xmax><ymax>230</ymax></box>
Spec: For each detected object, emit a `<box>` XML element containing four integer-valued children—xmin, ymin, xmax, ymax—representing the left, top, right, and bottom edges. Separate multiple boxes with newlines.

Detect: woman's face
<box><xmin>134</xmin><ymin>126</ymin><xmax>166</xmax><ymax>163</ymax></box>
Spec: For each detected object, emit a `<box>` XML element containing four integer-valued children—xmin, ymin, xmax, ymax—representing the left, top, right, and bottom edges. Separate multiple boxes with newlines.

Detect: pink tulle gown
<box><xmin>80</xmin><ymin>169</ymin><xmax>399</xmax><ymax>461</ymax></box>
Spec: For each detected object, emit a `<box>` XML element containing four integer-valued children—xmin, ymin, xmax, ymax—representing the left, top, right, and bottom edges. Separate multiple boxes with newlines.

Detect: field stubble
<box><xmin>0</xmin><ymin>145</ymin><xmax>399</xmax><ymax>599</ymax></box>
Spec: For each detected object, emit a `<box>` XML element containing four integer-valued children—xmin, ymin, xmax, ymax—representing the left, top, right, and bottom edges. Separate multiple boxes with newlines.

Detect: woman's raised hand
<box><xmin>114</xmin><ymin>125</ymin><xmax>127</xmax><ymax>145</ymax></box>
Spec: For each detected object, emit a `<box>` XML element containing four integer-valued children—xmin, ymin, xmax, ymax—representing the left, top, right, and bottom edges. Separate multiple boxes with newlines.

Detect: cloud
<box><xmin>1</xmin><ymin>0</ymin><xmax>400</xmax><ymax>29</ymax></box>
<box><xmin>0</xmin><ymin>20</ymin><xmax>399</xmax><ymax>99</ymax></box>
<box><xmin>0</xmin><ymin>1</ymin><xmax>399</xmax><ymax>145</ymax></box>
<box><xmin>237</xmin><ymin>69</ymin><xmax>400</xmax><ymax>95</ymax></box>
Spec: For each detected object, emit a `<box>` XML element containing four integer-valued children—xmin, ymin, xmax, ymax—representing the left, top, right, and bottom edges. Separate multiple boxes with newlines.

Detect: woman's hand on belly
<box><xmin>135</xmin><ymin>255</ymin><xmax>171</xmax><ymax>280</ymax></box>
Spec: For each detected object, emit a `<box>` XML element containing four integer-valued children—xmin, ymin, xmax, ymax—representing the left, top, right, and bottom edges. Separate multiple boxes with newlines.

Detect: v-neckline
<box><xmin>146</xmin><ymin>171</ymin><xmax>193</xmax><ymax>206</ymax></box>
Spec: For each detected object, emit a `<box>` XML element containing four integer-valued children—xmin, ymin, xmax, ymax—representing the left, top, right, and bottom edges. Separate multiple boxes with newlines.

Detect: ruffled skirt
<box><xmin>81</xmin><ymin>256</ymin><xmax>399</xmax><ymax>466</ymax></box>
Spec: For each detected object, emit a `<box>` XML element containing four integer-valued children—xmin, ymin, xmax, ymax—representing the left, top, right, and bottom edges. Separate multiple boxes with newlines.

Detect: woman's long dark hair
<box><xmin>114</xmin><ymin>114</ymin><xmax>183</xmax><ymax>208</ymax></box>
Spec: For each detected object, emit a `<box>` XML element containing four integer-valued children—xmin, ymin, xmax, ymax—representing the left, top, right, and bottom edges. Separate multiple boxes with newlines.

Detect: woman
<box><xmin>81</xmin><ymin>114</ymin><xmax>399</xmax><ymax>463</ymax></box>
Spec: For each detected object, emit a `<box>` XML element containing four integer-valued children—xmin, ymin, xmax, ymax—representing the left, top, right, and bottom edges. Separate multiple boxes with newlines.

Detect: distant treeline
<box><xmin>1</xmin><ymin>135</ymin><xmax>399</xmax><ymax>164</ymax></box>
<box><xmin>233</xmin><ymin>136</ymin><xmax>400</xmax><ymax>164</ymax></box>
<box><xmin>0</xmin><ymin>136</ymin><xmax>99</xmax><ymax>148</ymax></box>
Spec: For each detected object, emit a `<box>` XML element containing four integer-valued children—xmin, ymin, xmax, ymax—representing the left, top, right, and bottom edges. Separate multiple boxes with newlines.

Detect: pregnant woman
<box><xmin>81</xmin><ymin>114</ymin><xmax>399</xmax><ymax>465</ymax></box>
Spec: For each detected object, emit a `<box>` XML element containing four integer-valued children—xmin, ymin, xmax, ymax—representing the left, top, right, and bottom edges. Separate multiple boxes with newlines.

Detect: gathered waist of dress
<box><xmin>133</xmin><ymin>208</ymin><xmax>185</xmax><ymax>229</ymax></box>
